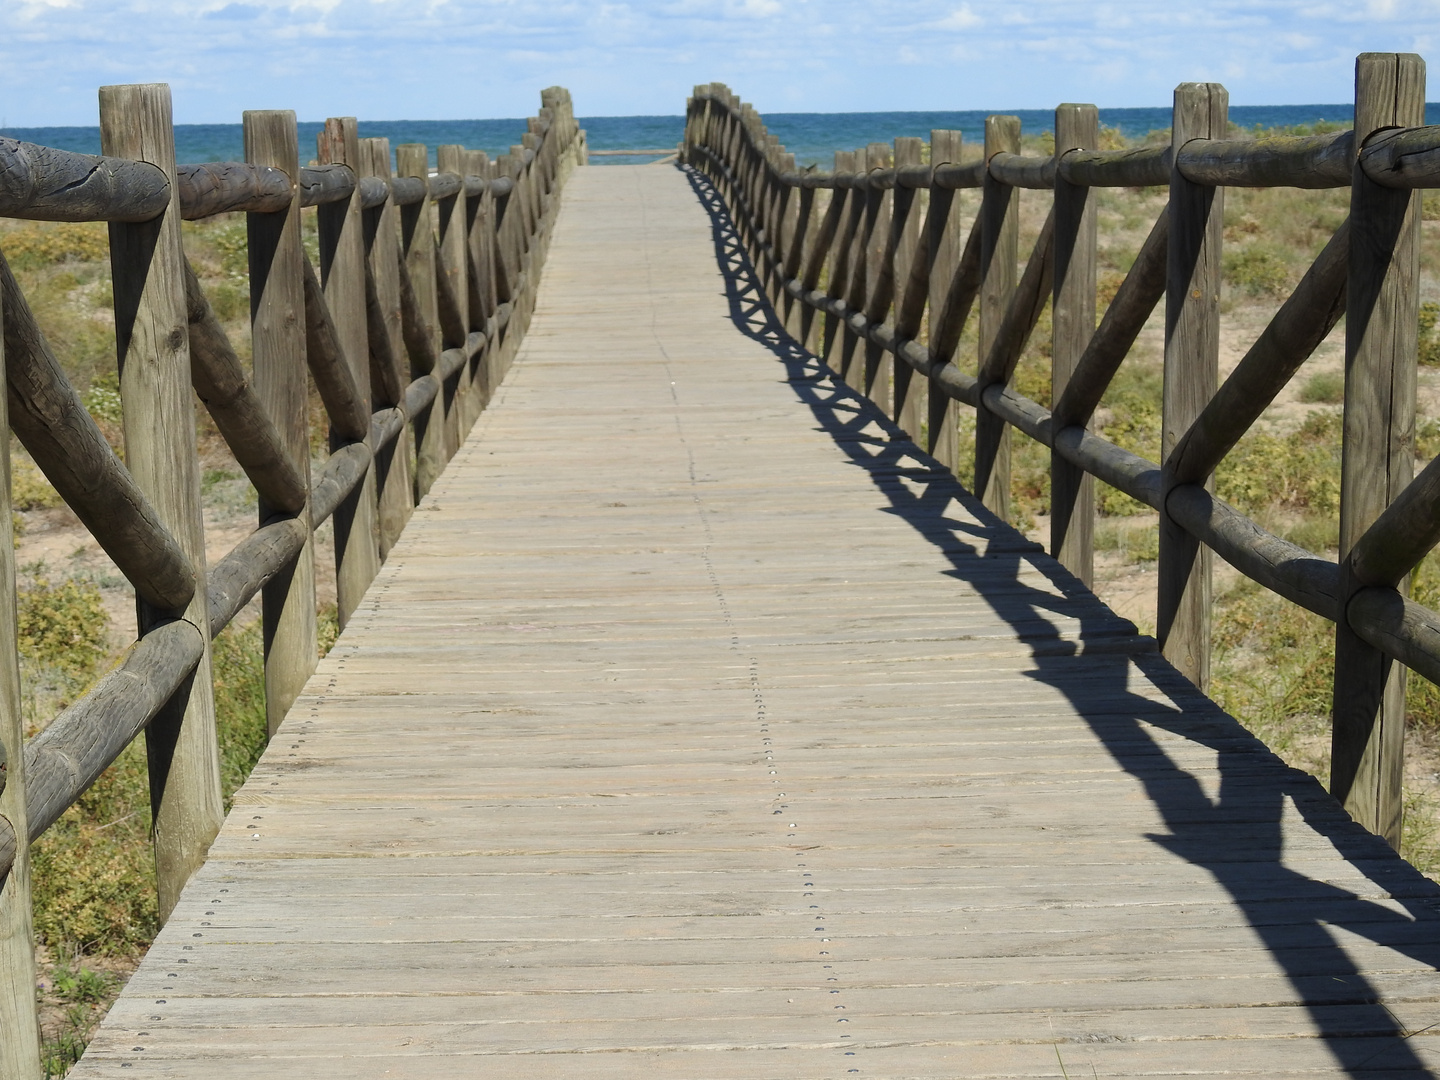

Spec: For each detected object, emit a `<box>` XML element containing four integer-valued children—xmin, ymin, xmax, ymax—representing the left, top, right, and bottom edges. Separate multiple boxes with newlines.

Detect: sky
<box><xmin>2</xmin><ymin>0</ymin><xmax>1439</xmax><ymax>126</ymax></box>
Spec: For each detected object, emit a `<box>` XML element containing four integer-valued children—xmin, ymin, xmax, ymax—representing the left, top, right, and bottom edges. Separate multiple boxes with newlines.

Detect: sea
<box><xmin>5</xmin><ymin>105</ymin><xmax>1440</xmax><ymax>170</ymax></box>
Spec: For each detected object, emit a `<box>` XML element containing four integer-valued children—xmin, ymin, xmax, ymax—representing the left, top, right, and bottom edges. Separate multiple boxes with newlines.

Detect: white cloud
<box><xmin>934</xmin><ymin>4</ymin><xmax>980</xmax><ymax>29</ymax></box>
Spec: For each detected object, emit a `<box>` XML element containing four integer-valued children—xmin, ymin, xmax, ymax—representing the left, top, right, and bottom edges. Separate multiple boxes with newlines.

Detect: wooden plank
<box><xmin>975</xmin><ymin>115</ymin><xmax>1020</xmax><ymax>520</ymax></box>
<box><xmin>1332</xmin><ymin>53</ymin><xmax>1427</xmax><ymax>846</ymax></box>
<box><xmin>100</xmin><ymin>82</ymin><xmax>223</xmax><ymax>920</ymax></box>
<box><xmin>1051</xmin><ymin>104</ymin><xmax>1099</xmax><ymax>587</ymax></box>
<box><xmin>1159</xmin><ymin>83</ymin><xmax>1226</xmax><ymax>690</ymax></box>
<box><xmin>70</xmin><ymin>164</ymin><xmax>1440</xmax><ymax>1080</ymax></box>
<box><xmin>891</xmin><ymin>136</ymin><xmax>925</xmax><ymax>440</ymax></box>
<box><xmin>245</xmin><ymin>109</ymin><xmax>318</xmax><ymax>737</ymax></box>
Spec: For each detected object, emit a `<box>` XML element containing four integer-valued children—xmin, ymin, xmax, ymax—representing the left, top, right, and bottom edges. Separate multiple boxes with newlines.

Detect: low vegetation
<box><xmin>0</xmin><ymin>208</ymin><xmax>340</xmax><ymax>1075</ymax></box>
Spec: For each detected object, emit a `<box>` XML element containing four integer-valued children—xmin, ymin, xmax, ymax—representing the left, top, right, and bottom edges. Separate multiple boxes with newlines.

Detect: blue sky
<box><xmin>2</xmin><ymin>0</ymin><xmax>1438</xmax><ymax>125</ymax></box>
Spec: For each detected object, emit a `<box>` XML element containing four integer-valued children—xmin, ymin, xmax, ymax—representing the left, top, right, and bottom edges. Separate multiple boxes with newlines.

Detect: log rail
<box><xmin>0</xmin><ymin>83</ymin><xmax>584</xmax><ymax>1076</ymax></box>
<box><xmin>683</xmin><ymin>53</ymin><xmax>1440</xmax><ymax>857</ymax></box>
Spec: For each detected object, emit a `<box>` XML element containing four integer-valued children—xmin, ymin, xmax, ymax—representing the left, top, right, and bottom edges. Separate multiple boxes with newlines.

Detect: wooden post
<box><xmin>821</xmin><ymin>151</ymin><xmax>861</xmax><ymax>369</ymax></box>
<box><xmin>0</xmin><ymin>255</ymin><xmax>42</xmax><ymax>1079</ymax></box>
<box><xmin>100</xmin><ymin>83</ymin><xmax>223</xmax><ymax>919</ymax></box>
<box><xmin>437</xmin><ymin>144</ymin><xmax>471</xmax><ymax>444</ymax></box>
<box><xmin>361</xmin><ymin>137</ymin><xmax>414</xmax><ymax>560</ymax></box>
<box><xmin>1158</xmin><ymin>84</ymin><xmax>1226</xmax><ymax>689</ymax></box>
<box><xmin>246</xmin><ymin>109</ymin><xmax>317</xmax><ymax>737</ymax></box>
<box><xmin>1051</xmin><ymin>105</ymin><xmax>1099</xmax><ymax>587</ymax></box>
<box><xmin>975</xmin><ymin>115</ymin><xmax>1021</xmax><ymax>519</ymax></box>
<box><xmin>316</xmin><ymin>117</ymin><xmax>381</xmax><ymax>630</ymax></box>
<box><xmin>927</xmin><ymin>130</ymin><xmax>964</xmax><ymax>473</ymax></box>
<box><xmin>465</xmin><ymin>149</ymin><xmax>497</xmax><ymax>422</ymax></box>
<box><xmin>1332</xmin><ymin>53</ymin><xmax>1425</xmax><ymax>846</ymax></box>
<box><xmin>892</xmin><ymin>136</ymin><xmax>925</xmax><ymax>440</ymax></box>
<box><xmin>398</xmin><ymin>143</ymin><xmax>447</xmax><ymax>496</ymax></box>
<box><xmin>862</xmin><ymin>142</ymin><xmax>893</xmax><ymax>413</ymax></box>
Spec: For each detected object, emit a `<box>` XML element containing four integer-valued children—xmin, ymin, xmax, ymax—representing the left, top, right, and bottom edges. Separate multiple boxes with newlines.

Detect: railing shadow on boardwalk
<box><xmin>680</xmin><ymin>161</ymin><xmax>1440</xmax><ymax>1077</ymax></box>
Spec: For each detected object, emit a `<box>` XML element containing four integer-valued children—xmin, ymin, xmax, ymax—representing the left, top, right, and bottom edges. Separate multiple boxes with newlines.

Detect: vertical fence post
<box><xmin>1158</xmin><ymin>83</ymin><xmax>1226</xmax><ymax>690</ymax></box>
<box><xmin>862</xmin><ymin>142</ymin><xmax>894</xmax><ymax>414</ymax></box>
<box><xmin>975</xmin><ymin>115</ymin><xmax>1021</xmax><ymax>520</ymax></box>
<box><xmin>1332</xmin><ymin>53</ymin><xmax>1426</xmax><ymax>845</ymax></box>
<box><xmin>1051</xmin><ymin>104</ymin><xmax>1099</xmax><ymax>587</ymax></box>
<box><xmin>891</xmin><ymin>136</ymin><xmax>925</xmax><ymax>440</ymax></box>
<box><xmin>927</xmin><ymin>130</ymin><xmax>963</xmax><ymax>474</ymax></box>
<box><xmin>781</xmin><ymin>157</ymin><xmax>813</xmax><ymax>344</ymax></box>
<box><xmin>317</xmin><ymin>116</ymin><xmax>381</xmax><ymax>630</ymax></box>
<box><xmin>100</xmin><ymin>83</ymin><xmax>223</xmax><ymax>919</ymax></box>
<box><xmin>398</xmin><ymin>144</ymin><xmax>447</xmax><ymax>496</ymax></box>
<box><xmin>465</xmin><ymin>149</ymin><xmax>496</xmax><ymax>420</ymax></box>
<box><xmin>821</xmin><ymin>151</ymin><xmax>859</xmax><ymax>368</ymax></box>
<box><xmin>0</xmin><ymin>267</ymin><xmax>42</xmax><ymax>1079</ymax></box>
<box><xmin>437</xmin><ymin>144</ymin><xmax>472</xmax><ymax>447</ymax></box>
<box><xmin>361</xmin><ymin>137</ymin><xmax>415</xmax><ymax>560</ymax></box>
<box><xmin>246</xmin><ymin>109</ymin><xmax>318</xmax><ymax>736</ymax></box>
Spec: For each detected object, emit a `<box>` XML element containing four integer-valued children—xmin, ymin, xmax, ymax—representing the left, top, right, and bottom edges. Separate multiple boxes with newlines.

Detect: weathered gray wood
<box><xmin>463</xmin><ymin>148</ymin><xmax>496</xmax><ymax>423</ymax></box>
<box><xmin>977</xmin><ymin>208</ymin><xmax>1054</xmax><ymax>390</ymax></box>
<box><xmin>987</xmin><ymin>151</ymin><xmax>1056</xmax><ymax>189</ymax></box>
<box><xmin>0</xmin><ymin>250</ymin><xmax>196</xmax><ymax>611</ymax></box>
<box><xmin>1348</xmin><ymin>448</ymin><xmax>1440</xmax><ymax>588</ymax></box>
<box><xmin>891</xmin><ymin>136</ymin><xmax>925</xmax><ymax>439</ymax></box>
<box><xmin>1176</xmin><ymin>130</ymin><xmax>1352</xmax><ymax>189</ymax></box>
<box><xmin>1350</xmin><ymin>587</ymin><xmax>1440</xmax><ymax>689</ymax></box>
<box><xmin>301</xmin><ymin>256</ymin><xmax>370</xmax><ymax>443</ymax></box>
<box><xmin>0</xmin><ymin>136</ymin><xmax>169</xmax><ymax>222</ymax></box>
<box><xmin>68</xmin><ymin>164</ymin><xmax>1440</xmax><ymax>1080</ymax></box>
<box><xmin>0</xmin><ymin>245</ymin><xmax>41</xmax><ymax>1080</ymax></box>
<box><xmin>398</xmin><ymin>144</ymin><xmax>447</xmax><ymax>497</ymax></box>
<box><xmin>183</xmin><ymin>258</ymin><xmax>307</xmax><ymax>514</ymax></box>
<box><xmin>245</xmin><ymin>109</ymin><xmax>318</xmax><ymax>740</ymax></box>
<box><xmin>1159</xmin><ymin>83</ymin><xmax>1226</xmax><ymax>691</ymax></box>
<box><xmin>1057</xmin><ymin>145</ymin><xmax>1169</xmax><ymax>188</ymax></box>
<box><xmin>177</xmin><ymin>161</ymin><xmax>291</xmax><ymax>219</ymax></box>
<box><xmin>1051</xmin><ymin>210</ymin><xmax>1168</xmax><ymax>428</ymax></box>
<box><xmin>207</xmin><ymin>517</ymin><xmax>309</xmax><ymax>639</ymax></box>
<box><xmin>861</xmin><ymin>142</ymin><xmax>893</xmax><ymax>411</ymax></box>
<box><xmin>1361</xmin><ymin>124</ymin><xmax>1440</xmax><ymax>188</ymax></box>
<box><xmin>1167</xmin><ymin>219</ymin><xmax>1349</xmax><ymax>484</ymax></box>
<box><xmin>298</xmin><ymin>164</ymin><xmax>356</xmax><ymax>207</ymax></box>
<box><xmin>101</xmin><ymin>82</ymin><xmax>222</xmax><ymax>921</ymax></box>
<box><xmin>1332</xmin><ymin>53</ymin><xmax>1426</xmax><ymax>847</ymax></box>
<box><xmin>976</xmin><ymin>115</ymin><xmax>1020</xmax><ymax>521</ymax></box>
<box><xmin>3</xmin><ymin>620</ymin><xmax>204</xmax><ymax>879</ymax></box>
<box><xmin>1051</xmin><ymin>105</ymin><xmax>1099</xmax><ymax>587</ymax></box>
<box><xmin>925</xmin><ymin>130</ymin><xmax>964</xmax><ymax>473</ymax></box>
<box><xmin>436</xmin><ymin>144</ymin><xmax>471</xmax><ymax>466</ymax></box>
<box><xmin>316</xmin><ymin>116</ymin><xmax>381</xmax><ymax>631</ymax></box>
<box><xmin>311</xmin><ymin>441</ymin><xmax>374</xmax><ymax>526</ymax></box>
<box><xmin>359</xmin><ymin>136</ymin><xmax>413</xmax><ymax>562</ymax></box>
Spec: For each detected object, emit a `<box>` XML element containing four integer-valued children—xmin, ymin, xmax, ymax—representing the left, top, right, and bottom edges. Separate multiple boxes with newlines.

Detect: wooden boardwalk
<box><xmin>73</xmin><ymin>164</ymin><xmax>1440</xmax><ymax>1078</ymax></box>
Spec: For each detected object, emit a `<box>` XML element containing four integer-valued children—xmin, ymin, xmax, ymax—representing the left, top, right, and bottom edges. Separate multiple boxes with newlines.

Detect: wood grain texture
<box><xmin>68</xmin><ymin>164</ymin><xmax>1440</xmax><ymax>1079</ymax></box>
<box><xmin>316</xmin><ymin>117</ymin><xmax>381</xmax><ymax>631</ymax></box>
<box><xmin>1158</xmin><ymin>83</ymin><xmax>1226</xmax><ymax>692</ymax></box>
<box><xmin>1050</xmin><ymin>105</ymin><xmax>1098</xmax><ymax>588</ymax></box>
<box><xmin>976</xmin><ymin>115</ymin><xmax>1020</xmax><ymax>521</ymax></box>
<box><xmin>0</xmin><ymin>230</ymin><xmax>42</xmax><ymax>1080</ymax></box>
<box><xmin>245</xmin><ymin>109</ymin><xmax>318</xmax><ymax>738</ymax></box>
<box><xmin>1332</xmin><ymin>53</ymin><xmax>1426</xmax><ymax>846</ymax></box>
<box><xmin>100</xmin><ymin>82</ymin><xmax>222</xmax><ymax>920</ymax></box>
<box><xmin>398</xmin><ymin>143</ymin><xmax>448</xmax><ymax>498</ymax></box>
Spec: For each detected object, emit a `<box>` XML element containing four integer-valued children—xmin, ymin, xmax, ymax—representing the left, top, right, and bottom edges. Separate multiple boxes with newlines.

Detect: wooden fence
<box><xmin>684</xmin><ymin>52</ymin><xmax>1440</xmax><ymax>854</ymax></box>
<box><xmin>0</xmin><ymin>82</ymin><xmax>585</xmax><ymax>1074</ymax></box>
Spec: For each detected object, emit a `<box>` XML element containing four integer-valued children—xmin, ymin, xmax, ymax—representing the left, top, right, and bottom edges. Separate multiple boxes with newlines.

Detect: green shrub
<box><xmin>1216</xmin><ymin>411</ymin><xmax>1341</xmax><ymax>518</ymax></box>
<box><xmin>11</xmin><ymin>460</ymin><xmax>63</xmax><ymax>511</ymax></box>
<box><xmin>17</xmin><ymin>578</ymin><xmax>108</xmax><ymax>677</ymax></box>
<box><xmin>1224</xmin><ymin>246</ymin><xmax>1289</xmax><ymax>296</ymax></box>
<box><xmin>1419</xmin><ymin>302</ymin><xmax>1440</xmax><ymax>367</ymax></box>
<box><xmin>81</xmin><ymin>371</ymin><xmax>123</xmax><ymax>424</ymax></box>
<box><xmin>1</xmin><ymin>222</ymin><xmax>108</xmax><ymax>269</ymax></box>
<box><xmin>1298</xmin><ymin>370</ymin><xmax>1344</xmax><ymax>404</ymax></box>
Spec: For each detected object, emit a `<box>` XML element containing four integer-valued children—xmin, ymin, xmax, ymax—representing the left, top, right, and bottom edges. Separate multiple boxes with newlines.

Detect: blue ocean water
<box><xmin>5</xmin><ymin>105</ymin><xmax>1439</xmax><ymax>170</ymax></box>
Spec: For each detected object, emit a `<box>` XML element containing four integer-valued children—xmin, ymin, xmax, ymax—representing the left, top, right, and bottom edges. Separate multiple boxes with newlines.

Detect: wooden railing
<box><xmin>0</xmin><ymin>82</ymin><xmax>585</xmax><ymax>1074</ymax></box>
<box><xmin>684</xmin><ymin>53</ymin><xmax>1440</xmax><ymax>854</ymax></box>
